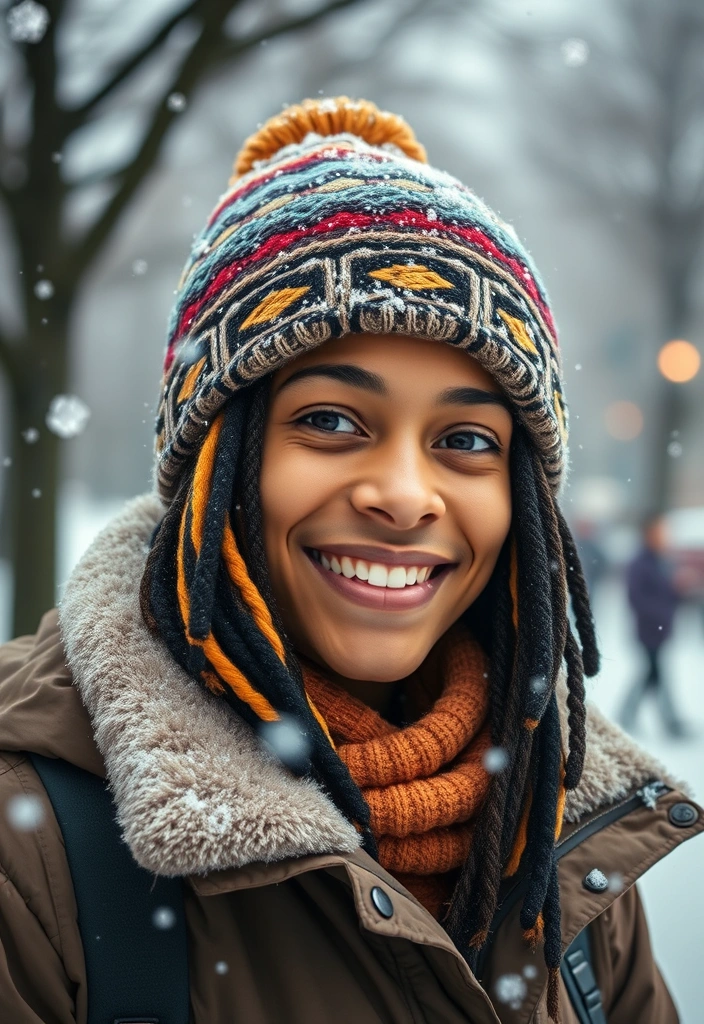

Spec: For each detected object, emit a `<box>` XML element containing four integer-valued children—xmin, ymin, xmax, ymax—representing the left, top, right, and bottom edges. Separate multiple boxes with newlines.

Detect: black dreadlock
<box><xmin>141</xmin><ymin>390</ymin><xmax>599</xmax><ymax>1022</ymax></box>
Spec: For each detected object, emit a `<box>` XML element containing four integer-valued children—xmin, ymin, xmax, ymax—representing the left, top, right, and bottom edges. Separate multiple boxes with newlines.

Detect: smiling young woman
<box><xmin>261</xmin><ymin>333</ymin><xmax>513</xmax><ymax>694</ymax></box>
<box><xmin>0</xmin><ymin>97</ymin><xmax>700</xmax><ymax>1024</ymax></box>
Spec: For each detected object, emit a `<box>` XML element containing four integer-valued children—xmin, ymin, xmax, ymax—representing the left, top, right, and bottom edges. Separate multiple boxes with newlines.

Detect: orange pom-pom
<box><xmin>231</xmin><ymin>97</ymin><xmax>427</xmax><ymax>182</ymax></box>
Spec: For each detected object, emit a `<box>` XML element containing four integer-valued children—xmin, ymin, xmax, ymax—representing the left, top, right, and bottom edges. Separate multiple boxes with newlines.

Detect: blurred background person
<box><xmin>619</xmin><ymin>513</ymin><xmax>688</xmax><ymax>736</ymax></box>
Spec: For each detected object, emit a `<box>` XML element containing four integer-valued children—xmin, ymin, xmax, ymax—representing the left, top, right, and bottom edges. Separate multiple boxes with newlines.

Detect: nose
<box><xmin>349</xmin><ymin>436</ymin><xmax>446</xmax><ymax>530</ymax></box>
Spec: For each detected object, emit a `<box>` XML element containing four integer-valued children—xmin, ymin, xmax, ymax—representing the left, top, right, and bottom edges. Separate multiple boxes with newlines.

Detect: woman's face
<box><xmin>260</xmin><ymin>333</ymin><xmax>513</xmax><ymax>684</ymax></box>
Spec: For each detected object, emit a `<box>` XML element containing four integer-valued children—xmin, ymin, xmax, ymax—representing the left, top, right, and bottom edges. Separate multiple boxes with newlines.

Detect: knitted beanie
<box><xmin>156</xmin><ymin>97</ymin><xmax>567</xmax><ymax>502</ymax></box>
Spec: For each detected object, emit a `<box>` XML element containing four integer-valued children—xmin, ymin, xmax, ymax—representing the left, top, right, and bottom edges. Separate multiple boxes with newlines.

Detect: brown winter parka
<box><xmin>0</xmin><ymin>495</ymin><xmax>701</xmax><ymax>1024</ymax></box>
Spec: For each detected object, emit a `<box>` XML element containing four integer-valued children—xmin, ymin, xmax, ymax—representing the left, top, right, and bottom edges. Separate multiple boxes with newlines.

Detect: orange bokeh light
<box><xmin>604</xmin><ymin>400</ymin><xmax>644</xmax><ymax>441</ymax></box>
<box><xmin>657</xmin><ymin>339</ymin><xmax>701</xmax><ymax>383</ymax></box>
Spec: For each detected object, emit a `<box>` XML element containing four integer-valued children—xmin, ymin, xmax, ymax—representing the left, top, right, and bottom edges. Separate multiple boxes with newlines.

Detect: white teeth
<box><xmin>312</xmin><ymin>550</ymin><xmax>442</xmax><ymax>588</ymax></box>
<box><xmin>387</xmin><ymin>566</ymin><xmax>407</xmax><ymax>589</ymax></box>
<box><xmin>368</xmin><ymin>563</ymin><xmax>389</xmax><ymax>588</ymax></box>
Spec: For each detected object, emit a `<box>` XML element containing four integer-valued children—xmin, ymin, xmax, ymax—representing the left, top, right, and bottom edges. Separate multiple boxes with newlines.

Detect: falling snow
<box><xmin>46</xmin><ymin>395</ymin><xmax>91</xmax><ymax>439</ymax></box>
<box><xmin>7</xmin><ymin>0</ymin><xmax>50</xmax><ymax>44</ymax></box>
<box><xmin>529</xmin><ymin>674</ymin><xmax>548</xmax><ymax>695</ymax></box>
<box><xmin>258</xmin><ymin>716</ymin><xmax>311</xmax><ymax>771</ymax></box>
<box><xmin>132</xmin><ymin>259</ymin><xmax>148</xmax><ymax>276</ymax></box>
<box><xmin>31</xmin><ymin>488</ymin><xmax>41</xmax><ymax>498</ymax></box>
<box><xmin>34</xmin><ymin>279</ymin><xmax>54</xmax><ymax>300</ymax></box>
<box><xmin>6</xmin><ymin>793</ymin><xmax>44</xmax><ymax>830</ymax></box>
<box><xmin>152</xmin><ymin>906</ymin><xmax>177</xmax><ymax>929</ymax></box>
<box><xmin>667</xmin><ymin>441</ymin><xmax>683</xmax><ymax>458</ymax></box>
<box><xmin>167</xmin><ymin>92</ymin><xmax>187</xmax><ymax>113</ymax></box>
<box><xmin>561</xmin><ymin>38</ymin><xmax>590</xmax><ymax>67</ymax></box>
<box><xmin>494</xmin><ymin>972</ymin><xmax>527</xmax><ymax>1009</ymax></box>
<box><xmin>215</xmin><ymin>961</ymin><xmax>229</xmax><ymax>975</ymax></box>
<box><xmin>608</xmin><ymin>871</ymin><xmax>625</xmax><ymax>893</ymax></box>
<box><xmin>22</xmin><ymin>427</ymin><xmax>39</xmax><ymax>444</ymax></box>
<box><xmin>483</xmin><ymin>746</ymin><xmax>509</xmax><ymax>773</ymax></box>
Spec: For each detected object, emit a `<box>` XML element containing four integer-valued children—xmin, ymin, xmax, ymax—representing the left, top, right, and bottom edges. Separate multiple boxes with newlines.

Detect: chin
<box><xmin>310</xmin><ymin>629</ymin><xmax>431</xmax><ymax>683</ymax></box>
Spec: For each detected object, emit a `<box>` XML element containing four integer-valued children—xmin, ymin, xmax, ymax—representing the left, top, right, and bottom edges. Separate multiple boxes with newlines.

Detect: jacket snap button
<box><xmin>583</xmin><ymin>868</ymin><xmax>609</xmax><ymax>893</ymax></box>
<box><xmin>370</xmin><ymin>886</ymin><xmax>394</xmax><ymax>919</ymax></box>
<box><xmin>669</xmin><ymin>802</ymin><xmax>698</xmax><ymax>828</ymax></box>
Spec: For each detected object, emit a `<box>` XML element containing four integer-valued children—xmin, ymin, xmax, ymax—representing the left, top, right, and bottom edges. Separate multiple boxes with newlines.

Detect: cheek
<box><xmin>260</xmin><ymin>444</ymin><xmax>333</xmax><ymax>541</ymax></box>
<box><xmin>457</xmin><ymin>474</ymin><xmax>512</xmax><ymax>576</ymax></box>
<box><xmin>259</xmin><ymin>441</ymin><xmax>338</xmax><ymax>611</ymax></box>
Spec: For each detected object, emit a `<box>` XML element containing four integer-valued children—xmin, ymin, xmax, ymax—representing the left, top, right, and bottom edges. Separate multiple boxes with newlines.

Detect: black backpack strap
<box><xmin>29</xmin><ymin>753</ymin><xmax>190</xmax><ymax>1024</ymax></box>
<box><xmin>560</xmin><ymin>926</ymin><xmax>607</xmax><ymax>1024</ymax></box>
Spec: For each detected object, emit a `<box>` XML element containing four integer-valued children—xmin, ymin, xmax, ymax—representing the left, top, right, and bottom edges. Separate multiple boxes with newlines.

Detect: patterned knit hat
<box><xmin>156</xmin><ymin>97</ymin><xmax>567</xmax><ymax>502</ymax></box>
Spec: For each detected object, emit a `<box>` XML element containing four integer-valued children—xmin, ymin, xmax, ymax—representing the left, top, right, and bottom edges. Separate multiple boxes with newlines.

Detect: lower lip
<box><xmin>304</xmin><ymin>551</ymin><xmax>454</xmax><ymax>611</ymax></box>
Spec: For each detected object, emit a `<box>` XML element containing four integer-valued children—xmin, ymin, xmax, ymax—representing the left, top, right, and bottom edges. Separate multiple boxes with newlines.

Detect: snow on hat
<box><xmin>156</xmin><ymin>97</ymin><xmax>567</xmax><ymax>502</ymax></box>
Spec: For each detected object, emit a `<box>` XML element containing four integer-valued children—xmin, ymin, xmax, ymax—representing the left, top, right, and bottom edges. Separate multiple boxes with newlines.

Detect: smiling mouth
<box><xmin>305</xmin><ymin>548</ymin><xmax>452</xmax><ymax>589</ymax></box>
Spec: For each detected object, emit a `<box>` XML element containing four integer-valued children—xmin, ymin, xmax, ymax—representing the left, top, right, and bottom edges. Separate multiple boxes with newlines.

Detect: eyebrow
<box><xmin>276</xmin><ymin>362</ymin><xmax>512</xmax><ymax>412</ymax></box>
<box><xmin>276</xmin><ymin>364</ymin><xmax>387</xmax><ymax>395</ymax></box>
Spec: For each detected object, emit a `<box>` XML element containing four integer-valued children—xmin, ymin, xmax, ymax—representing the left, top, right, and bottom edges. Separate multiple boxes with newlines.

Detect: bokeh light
<box><xmin>604</xmin><ymin>400</ymin><xmax>644</xmax><ymax>441</ymax></box>
<box><xmin>657</xmin><ymin>339</ymin><xmax>701</xmax><ymax>383</ymax></box>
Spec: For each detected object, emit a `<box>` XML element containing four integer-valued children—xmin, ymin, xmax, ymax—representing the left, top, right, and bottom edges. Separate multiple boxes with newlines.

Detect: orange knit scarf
<box><xmin>302</xmin><ymin>624</ymin><xmax>492</xmax><ymax>919</ymax></box>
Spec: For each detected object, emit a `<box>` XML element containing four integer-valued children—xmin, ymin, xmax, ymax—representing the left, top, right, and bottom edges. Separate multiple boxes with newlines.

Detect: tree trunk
<box><xmin>646</xmin><ymin>237</ymin><xmax>696</xmax><ymax>513</ymax></box>
<box><xmin>9</xmin><ymin>303</ymin><xmax>69</xmax><ymax>638</ymax></box>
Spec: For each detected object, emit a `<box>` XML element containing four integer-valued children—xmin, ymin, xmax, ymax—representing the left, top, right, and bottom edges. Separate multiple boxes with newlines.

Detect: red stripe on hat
<box><xmin>167</xmin><ymin>210</ymin><xmax>555</xmax><ymax>371</ymax></box>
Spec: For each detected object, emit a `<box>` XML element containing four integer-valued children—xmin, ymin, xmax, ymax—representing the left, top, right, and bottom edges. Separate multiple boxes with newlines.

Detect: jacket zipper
<box><xmin>476</xmin><ymin>778</ymin><xmax>671</xmax><ymax>982</ymax></box>
<box><xmin>555</xmin><ymin>779</ymin><xmax>670</xmax><ymax>859</ymax></box>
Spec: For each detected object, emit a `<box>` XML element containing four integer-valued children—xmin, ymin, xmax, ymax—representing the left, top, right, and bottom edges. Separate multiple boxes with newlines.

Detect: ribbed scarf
<box><xmin>302</xmin><ymin>624</ymin><xmax>492</xmax><ymax>919</ymax></box>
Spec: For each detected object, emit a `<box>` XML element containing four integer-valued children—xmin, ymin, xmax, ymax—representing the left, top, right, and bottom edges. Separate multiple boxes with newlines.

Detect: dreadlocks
<box><xmin>141</xmin><ymin>387</ymin><xmax>599</xmax><ymax>1023</ymax></box>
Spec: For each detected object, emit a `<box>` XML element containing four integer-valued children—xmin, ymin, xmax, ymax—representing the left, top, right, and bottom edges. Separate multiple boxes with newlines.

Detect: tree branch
<box><xmin>65</xmin><ymin>0</ymin><xmax>202</xmax><ymax>127</ymax></box>
<box><xmin>218</xmin><ymin>0</ymin><xmax>363</xmax><ymax>59</ymax></box>
<box><xmin>74</xmin><ymin>0</ymin><xmax>365</xmax><ymax>274</ymax></box>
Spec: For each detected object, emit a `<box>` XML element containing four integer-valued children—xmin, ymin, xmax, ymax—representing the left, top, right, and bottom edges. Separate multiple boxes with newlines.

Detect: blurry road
<box><xmin>588</xmin><ymin>576</ymin><xmax>704</xmax><ymax>1024</ymax></box>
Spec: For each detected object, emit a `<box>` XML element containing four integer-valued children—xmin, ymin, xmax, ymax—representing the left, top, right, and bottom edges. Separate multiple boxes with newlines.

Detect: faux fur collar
<box><xmin>59</xmin><ymin>494</ymin><xmax>667</xmax><ymax>877</ymax></box>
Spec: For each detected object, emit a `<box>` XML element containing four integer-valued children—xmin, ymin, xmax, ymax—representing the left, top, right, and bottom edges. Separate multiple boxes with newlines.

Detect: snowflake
<box><xmin>561</xmin><ymin>38</ymin><xmax>590</xmax><ymax>67</ymax></box>
<box><xmin>45</xmin><ymin>394</ymin><xmax>91</xmax><ymax>439</ymax></box>
<box><xmin>482</xmin><ymin>747</ymin><xmax>508</xmax><ymax>774</ymax></box>
<box><xmin>167</xmin><ymin>92</ymin><xmax>187</xmax><ymax>113</ymax></box>
<box><xmin>7</xmin><ymin>0</ymin><xmax>50</xmax><ymax>43</ymax></box>
<box><xmin>494</xmin><ymin>973</ymin><xmax>527</xmax><ymax>1009</ymax></box>
<box><xmin>34</xmin><ymin>279</ymin><xmax>54</xmax><ymax>300</ymax></box>
<box><xmin>152</xmin><ymin>906</ymin><xmax>176</xmax><ymax>930</ymax></box>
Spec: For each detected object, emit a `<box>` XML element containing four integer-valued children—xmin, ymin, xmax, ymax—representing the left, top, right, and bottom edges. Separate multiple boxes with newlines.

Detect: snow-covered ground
<box><xmin>1</xmin><ymin>499</ymin><xmax>703</xmax><ymax>1019</ymax></box>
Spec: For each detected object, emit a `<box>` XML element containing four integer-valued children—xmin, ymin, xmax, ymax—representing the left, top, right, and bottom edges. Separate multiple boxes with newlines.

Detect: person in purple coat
<box><xmin>619</xmin><ymin>513</ymin><xmax>687</xmax><ymax>736</ymax></box>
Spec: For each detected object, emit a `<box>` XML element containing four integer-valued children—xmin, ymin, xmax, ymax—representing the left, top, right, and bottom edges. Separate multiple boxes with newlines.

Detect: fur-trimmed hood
<box><xmin>48</xmin><ymin>493</ymin><xmax>671</xmax><ymax>878</ymax></box>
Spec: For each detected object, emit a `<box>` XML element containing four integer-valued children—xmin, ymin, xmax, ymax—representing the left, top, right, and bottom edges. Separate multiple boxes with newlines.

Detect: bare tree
<box><xmin>504</xmin><ymin>0</ymin><xmax>704</xmax><ymax>511</ymax></box>
<box><xmin>0</xmin><ymin>0</ymin><xmax>363</xmax><ymax>637</ymax></box>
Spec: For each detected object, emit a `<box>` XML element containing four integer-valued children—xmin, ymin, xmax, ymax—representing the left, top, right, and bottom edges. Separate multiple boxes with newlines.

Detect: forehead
<box><xmin>273</xmin><ymin>332</ymin><xmax>504</xmax><ymax>395</ymax></box>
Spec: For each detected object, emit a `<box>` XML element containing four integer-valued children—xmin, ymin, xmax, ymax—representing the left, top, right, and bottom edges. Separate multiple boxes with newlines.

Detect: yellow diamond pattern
<box><xmin>241</xmin><ymin>286</ymin><xmax>311</xmax><ymax>330</ymax></box>
<box><xmin>368</xmin><ymin>264</ymin><xmax>454</xmax><ymax>290</ymax></box>
<box><xmin>497</xmin><ymin>309</ymin><xmax>538</xmax><ymax>355</ymax></box>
